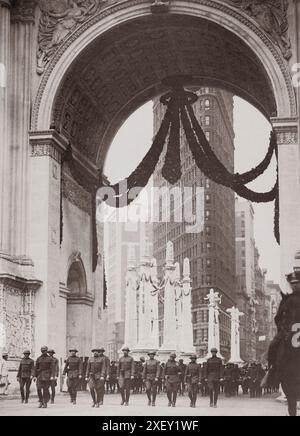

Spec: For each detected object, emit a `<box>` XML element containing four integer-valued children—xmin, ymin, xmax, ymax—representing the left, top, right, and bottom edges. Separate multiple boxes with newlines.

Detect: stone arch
<box><xmin>31</xmin><ymin>0</ymin><xmax>296</xmax><ymax>168</ymax></box>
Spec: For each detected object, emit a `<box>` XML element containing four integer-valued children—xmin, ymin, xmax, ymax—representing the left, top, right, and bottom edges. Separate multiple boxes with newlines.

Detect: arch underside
<box><xmin>52</xmin><ymin>14</ymin><xmax>278</xmax><ymax>167</ymax></box>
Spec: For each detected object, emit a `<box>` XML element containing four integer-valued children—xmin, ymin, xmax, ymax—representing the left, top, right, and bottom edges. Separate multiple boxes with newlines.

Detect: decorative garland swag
<box><xmin>61</xmin><ymin>77</ymin><xmax>280</xmax><ymax>272</ymax></box>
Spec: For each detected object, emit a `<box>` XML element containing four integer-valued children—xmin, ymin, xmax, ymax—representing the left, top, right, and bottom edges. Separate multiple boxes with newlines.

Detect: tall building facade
<box><xmin>153</xmin><ymin>88</ymin><xmax>236</xmax><ymax>360</ymax></box>
<box><xmin>235</xmin><ymin>198</ymin><xmax>257</xmax><ymax>362</ymax></box>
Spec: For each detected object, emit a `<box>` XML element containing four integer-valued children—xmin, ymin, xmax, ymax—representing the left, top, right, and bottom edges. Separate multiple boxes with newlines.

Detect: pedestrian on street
<box><xmin>48</xmin><ymin>349</ymin><xmax>59</xmax><ymax>404</ymax></box>
<box><xmin>0</xmin><ymin>352</ymin><xmax>9</xmax><ymax>396</ymax></box>
<box><xmin>34</xmin><ymin>346</ymin><xmax>55</xmax><ymax>408</ymax></box>
<box><xmin>163</xmin><ymin>353</ymin><xmax>181</xmax><ymax>407</ymax></box>
<box><xmin>117</xmin><ymin>347</ymin><xmax>135</xmax><ymax>406</ymax></box>
<box><xmin>63</xmin><ymin>348</ymin><xmax>83</xmax><ymax>405</ymax></box>
<box><xmin>86</xmin><ymin>348</ymin><xmax>106</xmax><ymax>408</ymax></box>
<box><xmin>205</xmin><ymin>348</ymin><xmax>224</xmax><ymax>408</ymax></box>
<box><xmin>17</xmin><ymin>350</ymin><xmax>34</xmax><ymax>403</ymax></box>
<box><xmin>184</xmin><ymin>355</ymin><xmax>201</xmax><ymax>408</ymax></box>
<box><xmin>143</xmin><ymin>351</ymin><xmax>160</xmax><ymax>407</ymax></box>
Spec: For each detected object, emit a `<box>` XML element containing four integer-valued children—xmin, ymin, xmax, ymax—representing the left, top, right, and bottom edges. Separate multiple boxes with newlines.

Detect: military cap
<box><xmin>41</xmin><ymin>346</ymin><xmax>48</xmax><ymax>352</ymax></box>
<box><xmin>69</xmin><ymin>348</ymin><xmax>78</xmax><ymax>353</ymax></box>
<box><xmin>211</xmin><ymin>348</ymin><xmax>218</xmax><ymax>353</ymax></box>
<box><xmin>98</xmin><ymin>347</ymin><xmax>105</xmax><ymax>352</ymax></box>
<box><xmin>148</xmin><ymin>351</ymin><xmax>156</xmax><ymax>356</ymax></box>
<box><xmin>170</xmin><ymin>353</ymin><xmax>177</xmax><ymax>358</ymax></box>
<box><xmin>91</xmin><ymin>348</ymin><xmax>100</xmax><ymax>353</ymax></box>
<box><xmin>23</xmin><ymin>350</ymin><xmax>31</xmax><ymax>355</ymax></box>
<box><xmin>190</xmin><ymin>354</ymin><xmax>197</xmax><ymax>360</ymax></box>
<box><xmin>122</xmin><ymin>347</ymin><xmax>130</xmax><ymax>352</ymax></box>
<box><xmin>2</xmin><ymin>352</ymin><xmax>8</xmax><ymax>357</ymax></box>
<box><xmin>48</xmin><ymin>349</ymin><xmax>55</xmax><ymax>354</ymax></box>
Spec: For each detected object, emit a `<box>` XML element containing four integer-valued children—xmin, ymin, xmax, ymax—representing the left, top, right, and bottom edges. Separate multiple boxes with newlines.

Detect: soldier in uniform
<box><xmin>142</xmin><ymin>351</ymin><xmax>160</xmax><ymax>407</ymax></box>
<box><xmin>163</xmin><ymin>353</ymin><xmax>181</xmax><ymax>407</ymax></box>
<box><xmin>85</xmin><ymin>348</ymin><xmax>107</xmax><ymax>407</ymax></box>
<box><xmin>34</xmin><ymin>346</ymin><xmax>55</xmax><ymax>408</ymax></box>
<box><xmin>108</xmin><ymin>361</ymin><xmax>117</xmax><ymax>393</ymax></box>
<box><xmin>63</xmin><ymin>348</ymin><xmax>83</xmax><ymax>405</ymax></box>
<box><xmin>117</xmin><ymin>347</ymin><xmax>135</xmax><ymax>406</ymax></box>
<box><xmin>184</xmin><ymin>355</ymin><xmax>201</xmax><ymax>408</ymax></box>
<box><xmin>17</xmin><ymin>350</ymin><xmax>34</xmax><ymax>403</ymax></box>
<box><xmin>205</xmin><ymin>348</ymin><xmax>224</xmax><ymax>408</ymax></box>
<box><xmin>48</xmin><ymin>349</ymin><xmax>59</xmax><ymax>404</ymax></box>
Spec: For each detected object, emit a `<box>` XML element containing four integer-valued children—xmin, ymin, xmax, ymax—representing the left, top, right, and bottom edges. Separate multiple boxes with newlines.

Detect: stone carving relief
<box><xmin>37</xmin><ymin>0</ymin><xmax>119</xmax><ymax>74</ymax></box>
<box><xmin>11</xmin><ymin>0</ymin><xmax>37</xmax><ymax>23</ymax></box>
<box><xmin>62</xmin><ymin>166</ymin><xmax>93</xmax><ymax>215</ymax></box>
<box><xmin>225</xmin><ymin>0</ymin><xmax>292</xmax><ymax>60</ymax></box>
<box><xmin>2</xmin><ymin>286</ymin><xmax>35</xmax><ymax>358</ymax></box>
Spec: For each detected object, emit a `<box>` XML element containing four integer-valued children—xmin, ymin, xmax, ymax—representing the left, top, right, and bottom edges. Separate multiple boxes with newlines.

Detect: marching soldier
<box><xmin>34</xmin><ymin>346</ymin><xmax>55</xmax><ymax>408</ymax></box>
<box><xmin>178</xmin><ymin>359</ymin><xmax>187</xmax><ymax>396</ymax></box>
<box><xmin>163</xmin><ymin>353</ymin><xmax>181</xmax><ymax>407</ymax></box>
<box><xmin>205</xmin><ymin>348</ymin><xmax>224</xmax><ymax>408</ymax></box>
<box><xmin>108</xmin><ymin>361</ymin><xmax>118</xmax><ymax>393</ymax></box>
<box><xmin>17</xmin><ymin>350</ymin><xmax>34</xmax><ymax>403</ymax></box>
<box><xmin>142</xmin><ymin>351</ymin><xmax>160</xmax><ymax>407</ymax></box>
<box><xmin>85</xmin><ymin>348</ymin><xmax>107</xmax><ymax>407</ymax></box>
<box><xmin>184</xmin><ymin>355</ymin><xmax>201</xmax><ymax>408</ymax></box>
<box><xmin>48</xmin><ymin>349</ymin><xmax>59</xmax><ymax>404</ymax></box>
<box><xmin>63</xmin><ymin>348</ymin><xmax>83</xmax><ymax>405</ymax></box>
<box><xmin>117</xmin><ymin>347</ymin><xmax>135</xmax><ymax>406</ymax></box>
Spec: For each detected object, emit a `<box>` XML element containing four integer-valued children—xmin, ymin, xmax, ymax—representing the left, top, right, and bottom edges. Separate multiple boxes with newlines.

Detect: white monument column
<box><xmin>174</xmin><ymin>262</ymin><xmax>182</xmax><ymax>354</ymax></box>
<box><xmin>136</xmin><ymin>244</ymin><xmax>153</xmax><ymax>350</ymax></box>
<box><xmin>123</xmin><ymin>245</ymin><xmax>138</xmax><ymax>350</ymax></box>
<box><xmin>227</xmin><ymin>307</ymin><xmax>243</xmax><ymax>364</ymax></box>
<box><xmin>159</xmin><ymin>241</ymin><xmax>177</xmax><ymax>360</ymax></box>
<box><xmin>180</xmin><ymin>258</ymin><xmax>195</xmax><ymax>357</ymax></box>
<box><xmin>0</xmin><ymin>0</ymin><xmax>12</xmax><ymax>253</ymax></box>
<box><xmin>205</xmin><ymin>289</ymin><xmax>222</xmax><ymax>359</ymax></box>
<box><xmin>149</xmin><ymin>258</ymin><xmax>159</xmax><ymax>350</ymax></box>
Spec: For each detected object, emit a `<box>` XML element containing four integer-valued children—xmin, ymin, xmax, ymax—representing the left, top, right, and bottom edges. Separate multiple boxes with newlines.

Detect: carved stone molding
<box><xmin>29</xmin><ymin>130</ymin><xmax>67</xmax><ymax>164</ymax></box>
<box><xmin>271</xmin><ymin>117</ymin><xmax>299</xmax><ymax>145</ymax></box>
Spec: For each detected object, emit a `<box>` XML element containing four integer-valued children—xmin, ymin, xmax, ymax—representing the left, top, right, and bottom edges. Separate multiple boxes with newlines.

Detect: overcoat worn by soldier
<box><xmin>48</xmin><ymin>349</ymin><xmax>59</xmax><ymax>403</ymax></box>
<box><xmin>63</xmin><ymin>349</ymin><xmax>83</xmax><ymax>404</ymax></box>
<box><xmin>17</xmin><ymin>351</ymin><xmax>34</xmax><ymax>403</ymax></box>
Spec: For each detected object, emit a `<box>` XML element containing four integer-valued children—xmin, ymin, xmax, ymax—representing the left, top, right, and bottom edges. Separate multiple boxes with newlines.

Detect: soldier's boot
<box><xmin>209</xmin><ymin>391</ymin><xmax>214</xmax><ymax>407</ymax></box>
<box><xmin>38</xmin><ymin>402</ymin><xmax>43</xmax><ymax>408</ymax></box>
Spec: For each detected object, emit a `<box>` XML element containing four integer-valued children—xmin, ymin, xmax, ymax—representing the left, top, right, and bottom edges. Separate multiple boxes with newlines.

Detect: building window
<box><xmin>205</xmin><ymin>131</ymin><xmax>210</xmax><ymax>141</ymax></box>
<box><xmin>205</xmin><ymin>99</ymin><xmax>210</xmax><ymax>110</ymax></box>
<box><xmin>205</xmin><ymin>116</ymin><xmax>210</xmax><ymax>126</ymax></box>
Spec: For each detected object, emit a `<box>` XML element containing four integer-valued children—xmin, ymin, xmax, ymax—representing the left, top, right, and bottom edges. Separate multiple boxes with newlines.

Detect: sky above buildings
<box><xmin>104</xmin><ymin>96</ymin><xmax>280</xmax><ymax>284</ymax></box>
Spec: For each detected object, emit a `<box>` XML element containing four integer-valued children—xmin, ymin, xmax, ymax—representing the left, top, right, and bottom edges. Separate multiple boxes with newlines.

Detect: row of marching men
<box><xmin>16</xmin><ymin>346</ymin><xmax>224</xmax><ymax>409</ymax></box>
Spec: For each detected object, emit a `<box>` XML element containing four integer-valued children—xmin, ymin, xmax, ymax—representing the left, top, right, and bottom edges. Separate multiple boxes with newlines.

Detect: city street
<box><xmin>0</xmin><ymin>393</ymin><xmax>288</xmax><ymax>416</ymax></box>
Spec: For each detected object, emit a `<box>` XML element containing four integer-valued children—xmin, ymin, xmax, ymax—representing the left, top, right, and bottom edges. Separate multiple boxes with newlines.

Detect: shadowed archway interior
<box><xmin>51</xmin><ymin>13</ymin><xmax>277</xmax><ymax>167</ymax></box>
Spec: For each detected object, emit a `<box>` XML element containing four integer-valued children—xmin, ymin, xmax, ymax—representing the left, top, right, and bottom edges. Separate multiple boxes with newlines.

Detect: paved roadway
<box><xmin>0</xmin><ymin>392</ymin><xmax>289</xmax><ymax>416</ymax></box>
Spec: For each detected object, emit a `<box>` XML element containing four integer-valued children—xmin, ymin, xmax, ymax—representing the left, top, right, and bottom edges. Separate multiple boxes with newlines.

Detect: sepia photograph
<box><xmin>0</xmin><ymin>0</ymin><xmax>300</xmax><ymax>420</ymax></box>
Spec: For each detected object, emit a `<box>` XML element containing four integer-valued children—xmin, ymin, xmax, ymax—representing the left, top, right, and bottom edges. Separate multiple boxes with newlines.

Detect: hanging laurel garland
<box><xmin>60</xmin><ymin>78</ymin><xmax>280</xmax><ymax>271</ymax></box>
